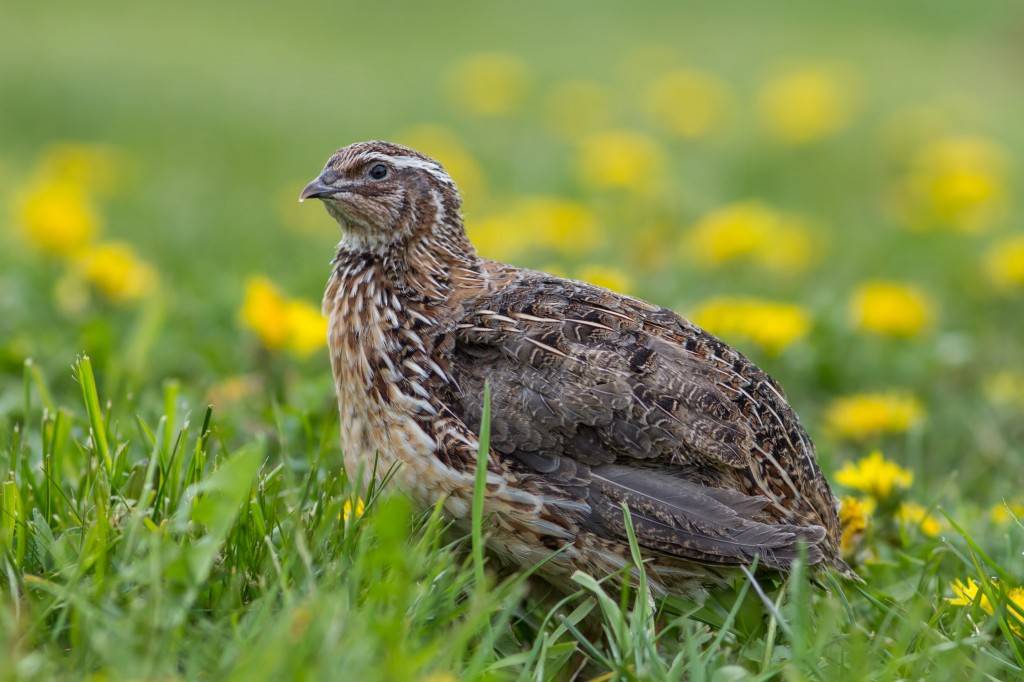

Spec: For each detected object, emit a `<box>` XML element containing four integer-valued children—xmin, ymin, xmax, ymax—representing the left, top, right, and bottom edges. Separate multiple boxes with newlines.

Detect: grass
<box><xmin>4</xmin><ymin>357</ymin><xmax>502</xmax><ymax>680</ymax></box>
<box><xmin>3</xmin><ymin>0</ymin><xmax>1024</xmax><ymax>679</ymax></box>
<box><xmin>1</xmin><ymin>357</ymin><xmax>1021</xmax><ymax>680</ymax></box>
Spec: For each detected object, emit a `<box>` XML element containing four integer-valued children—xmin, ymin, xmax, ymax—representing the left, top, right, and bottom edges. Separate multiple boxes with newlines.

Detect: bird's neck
<box><xmin>332</xmin><ymin>218</ymin><xmax>478</xmax><ymax>307</ymax></box>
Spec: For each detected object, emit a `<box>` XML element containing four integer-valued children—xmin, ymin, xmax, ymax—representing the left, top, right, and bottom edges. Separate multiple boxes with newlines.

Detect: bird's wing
<box><xmin>442</xmin><ymin>265</ymin><xmax>841</xmax><ymax>569</ymax></box>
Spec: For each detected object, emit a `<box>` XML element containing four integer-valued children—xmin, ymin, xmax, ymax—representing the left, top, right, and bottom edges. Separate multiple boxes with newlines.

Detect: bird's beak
<box><xmin>298</xmin><ymin>176</ymin><xmax>335</xmax><ymax>202</ymax></box>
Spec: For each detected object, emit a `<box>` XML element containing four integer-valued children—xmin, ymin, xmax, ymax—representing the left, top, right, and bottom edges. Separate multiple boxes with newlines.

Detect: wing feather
<box><xmin>444</xmin><ymin>267</ymin><xmax>844</xmax><ymax>570</ymax></box>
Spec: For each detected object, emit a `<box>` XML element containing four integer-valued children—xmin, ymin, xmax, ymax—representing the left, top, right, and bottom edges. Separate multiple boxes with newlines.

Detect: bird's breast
<box><xmin>326</xmin><ymin>267</ymin><xmax>459</xmax><ymax>493</ymax></box>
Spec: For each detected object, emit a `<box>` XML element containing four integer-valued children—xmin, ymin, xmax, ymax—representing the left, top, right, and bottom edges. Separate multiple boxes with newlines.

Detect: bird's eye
<box><xmin>368</xmin><ymin>163</ymin><xmax>388</xmax><ymax>180</ymax></box>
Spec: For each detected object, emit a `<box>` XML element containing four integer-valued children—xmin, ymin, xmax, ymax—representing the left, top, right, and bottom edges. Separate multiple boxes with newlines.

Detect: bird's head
<box><xmin>300</xmin><ymin>141</ymin><xmax>465</xmax><ymax>252</ymax></box>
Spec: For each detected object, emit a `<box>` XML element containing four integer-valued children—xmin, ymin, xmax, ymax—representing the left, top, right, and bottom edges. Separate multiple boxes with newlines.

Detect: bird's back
<box><xmin>437</xmin><ymin>259</ymin><xmax>850</xmax><ymax>578</ymax></box>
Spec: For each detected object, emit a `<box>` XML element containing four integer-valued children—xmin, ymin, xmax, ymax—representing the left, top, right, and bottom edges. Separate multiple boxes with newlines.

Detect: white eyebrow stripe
<box><xmin>388</xmin><ymin>155</ymin><xmax>442</xmax><ymax>171</ymax></box>
<box><xmin>363</xmin><ymin>153</ymin><xmax>455</xmax><ymax>186</ymax></box>
<box><xmin>363</xmin><ymin>153</ymin><xmax>437</xmax><ymax>172</ymax></box>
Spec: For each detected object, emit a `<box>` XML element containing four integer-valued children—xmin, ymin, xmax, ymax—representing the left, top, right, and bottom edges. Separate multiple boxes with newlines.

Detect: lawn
<box><xmin>2</xmin><ymin>1</ymin><xmax>1023</xmax><ymax>679</ymax></box>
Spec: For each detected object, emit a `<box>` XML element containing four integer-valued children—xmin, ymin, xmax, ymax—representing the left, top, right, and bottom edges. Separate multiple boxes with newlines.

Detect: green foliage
<box><xmin>0</xmin><ymin>365</ymin><xmax>520</xmax><ymax>681</ymax></box>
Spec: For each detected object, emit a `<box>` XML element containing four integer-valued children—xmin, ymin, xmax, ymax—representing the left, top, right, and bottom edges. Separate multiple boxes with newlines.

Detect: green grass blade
<box><xmin>74</xmin><ymin>355</ymin><xmax>111</xmax><ymax>473</ymax></box>
<box><xmin>472</xmin><ymin>381</ymin><xmax>491</xmax><ymax>591</ymax></box>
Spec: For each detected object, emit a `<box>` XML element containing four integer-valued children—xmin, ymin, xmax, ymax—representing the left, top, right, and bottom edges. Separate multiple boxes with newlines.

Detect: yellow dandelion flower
<box><xmin>824</xmin><ymin>392</ymin><xmax>926</xmax><ymax>441</ymax></box>
<box><xmin>834</xmin><ymin>450</ymin><xmax>913</xmax><ymax>501</ymax></box>
<box><xmin>899</xmin><ymin>136</ymin><xmax>1009</xmax><ymax>232</ymax></box>
<box><xmin>397</xmin><ymin>125</ymin><xmax>484</xmax><ymax>205</ymax></box>
<box><xmin>74</xmin><ymin>242</ymin><xmax>158</xmax><ymax>303</ymax></box>
<box><xmin>949</xmin><ymin>577</ymin><xmax>989</xmax><ymax>608</ymax></box>
<box><xmin>849</xmin><ymin>281</ymin><xmax>934</xmax><ymax>338</ymax></box>
<box><xmin>898</xmin><ymin>501</ymin><xmax>942</xmax><ymax>537</ymax></box>
<box><xmin>444</xmin><ymin>52</ymin><xmax>530</xmax><ymax>118</ymax></box>
<box><xmin>16</xmin><ymin>180</ymin><xmax>99</xmax><ymax>257</ymax></box>
<box><xmin>342</xmin><ymin>497</ymin><xmax>365</xmax><ymax>523</ymax></box>
<box><xmin>989</xmin><ymin>501</ymin><xmax>1024</xmax><ymax>525</ymax></box>
<box><xmin>643</xmin><ymin>69</ymin><xmax>732</xmax><ymax>139</ymax></box>
<box><xmin>687</xmin><ymin>202</ymin><xmax>775</xmax><ymax>264</ymax></box>
<box><xmin>284</xmin><ymin>299</ymin><xmax>327</xmax><ymax>358</ymax></box>
<box><xmin>983</xmin><ymin>370</ymin><xmax>1024</xmax><ymax>408</ymax></box>
<box><xmin>838</xmin><ymin>495</ymin><xmax>871</xmax><ymax>555</ymax></box>
<box><xmin>949</xmin><ymin>578</ymin><xmax>1024</xmax><ymax>638</ymax></box>
<box><xmin>757</xmin><ymin>63</ymin><xmax>858</xmax><ymax>143</ymax></box>
<box><xmin>576</xmin><ymin>265</ymin><xmax>633</xmax><ymax>294</ymax></box>
<box><xmin>516</xmin><ymin>196</ymin><xmax>601</xmax><ymax>252</ymax></box>
<box><xmin>239</xmin><ymin>276</ymin><xmax>326</xmax><ymax>357</ymax></box>
<box><xmin>35</xmin><ymin>142</ymin><xmax>122</xmax><ymax>196</ymax></box>
<box><xmin>467</xmin><ymin>213</ymin><xmax>528</xmax><ymax>263</ymax></box>
<box><xmin>468</xmin><ymin>197</ymin><xmax>601</xmax><ymax>261</ymax></box>
<box><xmin>684</xmin><ymin>201</ymin><xmax>817</xmax><ymax>273</ymax></box>
<box><xmin>576</xmin><ymin>130</ymin><xmax>667</xmax><ymax>194</ymax></box>
<box><xmin>1010</xmin><ymin>589</ymin><xmax>1024</xmax><ymax>637</ymax></box>
<box><xmin>240</xmin><ymin>276</ymin><xmax>289</xmax><ymax>351</ymax></box>
<box><xmin>984</xmin><ymin>235</ymin><xmax>1024</xmax><ymax>290</ymax></box>
<box><xmin>542</xmin><ymin>80</ymin><xmax>614</xmax><ymax>141</ymax></box>
<box><xmin>690</xmin><ymin>297</ymin><xmax>811</xmax><ymax>355</ymax></box>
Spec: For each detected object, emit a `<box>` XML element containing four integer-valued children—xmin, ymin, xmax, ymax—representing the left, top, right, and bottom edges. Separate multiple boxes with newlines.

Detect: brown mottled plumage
<box><xmin>300</xmin><ymin>141</ymin><xmax>855</xmax><ymax>598</ymax></box>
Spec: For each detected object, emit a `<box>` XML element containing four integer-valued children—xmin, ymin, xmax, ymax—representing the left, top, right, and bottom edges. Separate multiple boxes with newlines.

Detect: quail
<box><xmin>301</xmin><ymin>141</ymin><xmax>854</xmax><ymax>599</ymax></box>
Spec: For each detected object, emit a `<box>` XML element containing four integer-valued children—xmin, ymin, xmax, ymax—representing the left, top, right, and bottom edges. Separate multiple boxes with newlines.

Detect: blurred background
<box><xmin>2</xmin><ymin>0</ymin><xmax>1023</xmax><ymax>516</ymax></box>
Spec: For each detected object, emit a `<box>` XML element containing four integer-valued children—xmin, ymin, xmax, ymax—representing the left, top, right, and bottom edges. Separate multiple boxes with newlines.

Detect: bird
<box><xmin>300</xmin><ymin>140</ymin><xmax>856</xmax><ymax>599</ymax></box>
